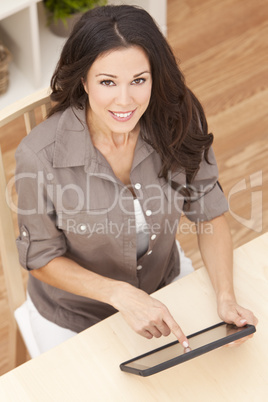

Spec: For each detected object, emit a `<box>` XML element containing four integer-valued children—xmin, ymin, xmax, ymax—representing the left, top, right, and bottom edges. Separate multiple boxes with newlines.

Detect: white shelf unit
<box><xmin>0</xmin><ymin>0</ymin><xmax>65</xmax><ymax>109</ymax></box>
<box><xmin>0</xmin><ymin>0</ymin><xmax>166</xmax><ymax>109</ymax></box>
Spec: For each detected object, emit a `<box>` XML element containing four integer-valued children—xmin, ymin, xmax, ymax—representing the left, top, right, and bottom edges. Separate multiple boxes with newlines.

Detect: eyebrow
<box><xmin>95</xmin><ymin>71</ymin><xmax>151</xmax><ymax>78</ymax></box>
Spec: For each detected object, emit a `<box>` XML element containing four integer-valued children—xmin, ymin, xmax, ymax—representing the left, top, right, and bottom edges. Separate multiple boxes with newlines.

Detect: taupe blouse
<box><xmin>15</xmin><ymin>106</ymin><xmax>228</xmax><ymax>332</ymax></box>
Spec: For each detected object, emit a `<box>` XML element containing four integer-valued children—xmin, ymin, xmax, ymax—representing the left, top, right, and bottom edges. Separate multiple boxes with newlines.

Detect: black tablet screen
<box><xmin>125</xmin><ymin>324</ymin><xmax>248</xmax><ymax>370</ymax></box>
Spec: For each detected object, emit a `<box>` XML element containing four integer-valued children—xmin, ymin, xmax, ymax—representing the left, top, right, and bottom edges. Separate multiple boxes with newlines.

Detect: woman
<box><xmin>15</xmin><ymin>5</ymin><xmax>257</xmax><ymax>354</ymax></box>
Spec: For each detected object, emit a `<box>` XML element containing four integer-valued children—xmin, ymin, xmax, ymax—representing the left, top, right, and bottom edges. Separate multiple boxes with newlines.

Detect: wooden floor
<box><xmin>0</xmin><ymin>0</ymin><xmax>267</xmax><ymax>375</ymax></box>
<box><xmin>169</xmin><ymin>0</ymin><xmax>268</xmax><ymax>266</ymax></box>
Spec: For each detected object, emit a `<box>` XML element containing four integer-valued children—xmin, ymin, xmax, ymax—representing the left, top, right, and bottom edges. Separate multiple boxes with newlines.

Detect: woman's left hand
<box><xmin>217</xmin><ymin>298</ymin><xmax>258</xmax><ymax>347</ymax></box>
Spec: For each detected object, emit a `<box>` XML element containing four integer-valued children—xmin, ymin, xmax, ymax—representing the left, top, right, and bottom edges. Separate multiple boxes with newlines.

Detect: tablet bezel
<box><xmin>120</xmin><ymin>322</ymin><xmax>256</xmax><ymax>376</ymax></box>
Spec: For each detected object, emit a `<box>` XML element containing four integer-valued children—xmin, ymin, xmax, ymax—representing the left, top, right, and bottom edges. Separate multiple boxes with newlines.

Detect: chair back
<box><xmin>0</xmin><ymin>88</ymin><xmax>51</xmax><ymax>369</ymax></box>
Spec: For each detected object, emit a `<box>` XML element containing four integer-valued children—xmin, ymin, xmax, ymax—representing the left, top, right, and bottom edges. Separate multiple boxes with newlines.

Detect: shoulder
<box><xmin>17</xmin><ymin>105</ymin><xmax>87</xmax><ymax>156</ymax></box>
<box><xmin>15</xmin><ymin>105</ymin><xmax>88</xmax><ymax>169</ymax></box>
<box><xmin>17</xmin><ymin>112</ymin><xmax>62</xmax><ymax>156</ymax></box>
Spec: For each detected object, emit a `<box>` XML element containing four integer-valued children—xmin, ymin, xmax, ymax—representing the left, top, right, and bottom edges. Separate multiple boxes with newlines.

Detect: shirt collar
<box><xmin>131</xmin><ymin>133</ymin><xmax>155</xmax><ymax>171</ymax></box>
<box><xmin>53</xmin><ymin>106</ymin><xmax>96</xmax><ymax>169</ymax></box>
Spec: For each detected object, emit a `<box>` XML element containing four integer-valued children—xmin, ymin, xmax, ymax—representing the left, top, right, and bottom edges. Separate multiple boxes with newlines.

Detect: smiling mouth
<box><xmin>109</xmin><ymin>110</ymin><xmax>136</xmax><ymax>121</ymax></box>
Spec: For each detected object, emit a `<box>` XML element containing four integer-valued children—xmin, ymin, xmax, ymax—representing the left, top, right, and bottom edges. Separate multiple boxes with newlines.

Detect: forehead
<box><xmin>88</xmin><ymin>46</ymin><xmax>151</xmax><ymax>76</ymax></box>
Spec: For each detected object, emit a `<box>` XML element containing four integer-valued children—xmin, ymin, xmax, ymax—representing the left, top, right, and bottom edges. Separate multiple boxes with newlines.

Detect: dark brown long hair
<box><xmin>49</xmin><ymin>5</ymin><xmax>213</xmax><ymax>185</ymax></box>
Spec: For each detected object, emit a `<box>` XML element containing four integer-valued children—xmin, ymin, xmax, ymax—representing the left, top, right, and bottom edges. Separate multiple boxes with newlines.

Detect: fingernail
<box><xmin>240</xmin><ymin>319</ymin><xmax>247</xmax><ymax>324</ymax></box>
<box><xmin>183</xmin><ymin>341</ymin><xmax>189</xmax><ymax>348</ymax></box>
<box><xmin>184</xmin><ymin>347</ymin><xmax>191</xmax><ymax>353</ymax></box>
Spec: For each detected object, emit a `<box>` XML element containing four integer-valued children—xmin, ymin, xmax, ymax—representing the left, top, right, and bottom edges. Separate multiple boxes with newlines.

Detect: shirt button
<box><xmin>22</xmin><ymin>231</ymin><xmax>27</xmax><ymax>237</ymax></box>
<box><xmin>137</xmin><ymin>265</ymin><xmax>143</xmax><ymax>270</ymax></box>
<box><xmin>134</xmin><ymin>183</ymin><xmax>141</xmax><ymax>190</ymax></box>
<box><xmin>147</xmin><ymin>250</ymin><xmax>152</xmax><ymax>255</ymax></box>
<box><xmin>79</xmin><ymin>224</ymin><xmax>86</xmax><ymax>231</ymax></box>
<box><xmin>151</xmin><ymin>234</ymin><xmax>156</xmax><ymax>240</ymax></box>
<box><xmin>145</xmin><ymin>210</ymin><xmax>152</xmax><ymax>216</ymax></box>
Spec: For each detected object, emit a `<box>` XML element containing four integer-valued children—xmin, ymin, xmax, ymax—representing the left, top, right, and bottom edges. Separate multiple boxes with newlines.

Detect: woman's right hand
<box><xmin>30</xmin><ymin>257</ymin><xmax>189</xmax><ymax>347</ymax></box>
<box><xmin>111</xmin><ymin>282</ymin><xmax>189</xmax><ymax>347</ymax></box>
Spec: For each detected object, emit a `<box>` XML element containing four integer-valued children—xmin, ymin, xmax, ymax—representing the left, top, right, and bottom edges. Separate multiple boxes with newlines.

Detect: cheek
<box><xmin>137</xmin><ymin>83</ymin><xmax>152</xmax><ymax>103</ymax></box>
<box><xmin>138</xmin><ymin>88</ymin><xmax>152</xmax><ymax>109</ymax></box>
<box><xmin>88</xmin><ymin>88</ymin><xmax>112</xmax><ymax>110</ymax></box>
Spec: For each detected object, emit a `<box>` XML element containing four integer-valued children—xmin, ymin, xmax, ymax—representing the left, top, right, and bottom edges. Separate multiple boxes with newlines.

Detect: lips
<box><xmin>109</xmin><ymin>109</ymin><xmax>136</xmax><ymax>122</ymax></box>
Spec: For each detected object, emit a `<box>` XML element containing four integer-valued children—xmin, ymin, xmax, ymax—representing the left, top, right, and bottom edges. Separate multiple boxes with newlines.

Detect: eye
<box><xmin>132</xmin><ymin>78</ymin><xmax>146</xmax><ymax>85</ymax></box>
<box><xmin>100</xmin><ymin>80</ymin><xmax>115</xmax><ymax>86</ymax></box>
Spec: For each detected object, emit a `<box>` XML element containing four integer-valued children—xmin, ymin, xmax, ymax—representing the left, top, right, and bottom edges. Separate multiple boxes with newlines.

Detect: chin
<box><xmin>110</xmin><ymin>122</ymin><xmax>137</xmax><ymax>134</ymax></box>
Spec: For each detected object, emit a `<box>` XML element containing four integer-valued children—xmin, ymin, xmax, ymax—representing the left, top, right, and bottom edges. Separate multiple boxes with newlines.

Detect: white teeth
<box><xmin>113</xmin><ymin>111</ymin><xmax>132</xmax><ymax>118</ymax></box>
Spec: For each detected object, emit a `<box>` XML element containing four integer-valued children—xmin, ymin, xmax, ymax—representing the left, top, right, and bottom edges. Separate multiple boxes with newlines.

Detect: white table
<box><xmin>0</xmin><ymin>233</ymin><xmax>267</xmax><ymax>401</ymax></box>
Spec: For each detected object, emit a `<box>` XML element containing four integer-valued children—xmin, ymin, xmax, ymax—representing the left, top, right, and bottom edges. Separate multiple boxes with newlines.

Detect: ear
<box><xmin>81</xmin><ymin>77</ymin><xmax>88</xmax><ymax>94</ymax></box>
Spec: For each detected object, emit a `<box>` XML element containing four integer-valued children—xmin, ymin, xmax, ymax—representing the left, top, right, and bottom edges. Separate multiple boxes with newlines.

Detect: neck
<box><xmin>110</xmin><ymin>132</ymin><xmax>131</xmax><ymax>147</ymax></box>
<box><xmin>87</xmin><ymin>110</ymin><xmax>139</xmax><ymax>150</ymax></box>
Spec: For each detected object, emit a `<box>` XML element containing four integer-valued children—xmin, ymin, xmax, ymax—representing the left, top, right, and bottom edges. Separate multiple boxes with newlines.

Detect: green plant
<box><xmin>43</xmin><ymin>0</ymin><xmax>107</xmax><ymax>25</ymax></box>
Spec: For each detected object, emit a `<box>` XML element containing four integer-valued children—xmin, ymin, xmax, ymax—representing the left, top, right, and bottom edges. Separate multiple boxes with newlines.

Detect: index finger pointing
<box><xmin>164</xmin><ymin>315</ymin><xmax>189</xmax><ymax>348</ymax></box>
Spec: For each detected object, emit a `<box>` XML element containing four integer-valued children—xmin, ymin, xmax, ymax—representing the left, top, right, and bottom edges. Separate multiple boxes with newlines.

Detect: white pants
<box><xmin>26</xmin><ymin>292</ymin><xmax>77</xmax><ymax>355</ymax></box>
<box><xmin>173</xmin><ymin>240</ymin><xmax>194</xmax><ymax>280</ymax></box>
<box><xmin>26</xmin><ymin>241</ymin><xmax>193</xmax><ymax>355</ymax></box>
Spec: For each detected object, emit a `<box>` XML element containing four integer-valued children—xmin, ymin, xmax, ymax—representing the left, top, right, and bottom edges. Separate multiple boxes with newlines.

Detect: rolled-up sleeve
<box><xmin>15</xmin><ymin>143</ymin><xmax>67</xmax><ymax>270</ymax></box>
<box><xmin>183</xmin><ymin>147</ymin><xmax>229</xmax><ymax>222</ymax></box>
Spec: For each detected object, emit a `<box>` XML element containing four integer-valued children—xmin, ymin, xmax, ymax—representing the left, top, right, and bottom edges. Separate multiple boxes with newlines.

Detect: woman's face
<box><xmin>82</xmin><ymin>46</ymin><xmax>152</xmax><ymax>136</ymax></box>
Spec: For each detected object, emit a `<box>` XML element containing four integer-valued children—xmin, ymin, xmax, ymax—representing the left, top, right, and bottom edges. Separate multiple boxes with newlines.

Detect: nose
<box><xmin>115</xmin><ymin>85</ymin><xmax>132</xmax><ymax>106</ymax></box>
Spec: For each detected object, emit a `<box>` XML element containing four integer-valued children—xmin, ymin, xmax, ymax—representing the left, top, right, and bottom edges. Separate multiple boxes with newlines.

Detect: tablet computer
<box><xmin>120</xmin><ymin>322</ymin><xmax>256</xmax><ymax>377</ymax></box>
